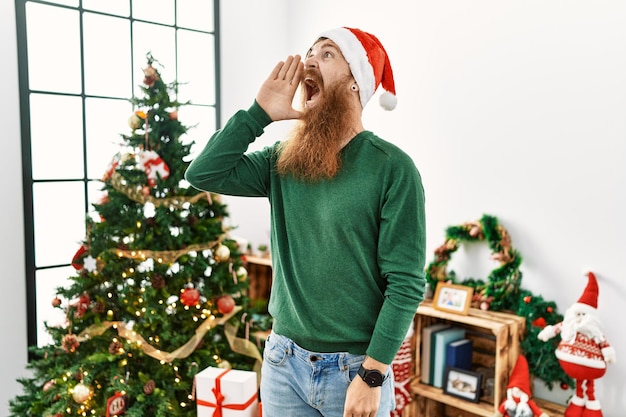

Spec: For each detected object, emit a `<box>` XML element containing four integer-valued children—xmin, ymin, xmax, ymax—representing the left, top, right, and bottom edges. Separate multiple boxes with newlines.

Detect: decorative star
<box><xmin>83</xmin><ymin>255</ymin><xmax>97</xmax><ymax>272</ymax></box>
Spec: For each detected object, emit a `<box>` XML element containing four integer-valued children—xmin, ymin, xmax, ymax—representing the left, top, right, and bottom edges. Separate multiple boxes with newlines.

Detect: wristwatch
<box><xmin>357</xmin><ymin>364</ymin><xmax>386</xmax><ymax>387</ymax></box>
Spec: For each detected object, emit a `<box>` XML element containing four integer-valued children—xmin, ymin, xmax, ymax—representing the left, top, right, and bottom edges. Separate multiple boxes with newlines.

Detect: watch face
<box><xmin>364</xmin><ymin>371</ymin><xmax>384</xmax><ymax>386</ymax></box>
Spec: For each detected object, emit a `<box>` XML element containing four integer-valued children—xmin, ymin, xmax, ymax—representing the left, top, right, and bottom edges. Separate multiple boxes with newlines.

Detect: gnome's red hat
<box><xmin>318</xmin><ymin>27</ymin><xmax>397</xmax><ymax>110</ymax></box>
<box><xmin>507</xmin><ymin>354</ymin><xmax>531</xmax><ymax>397</ymax></box>
<box><xmin>574</xmin><ymin>271</ymin><xmax>599</xmax><ymax>314</ymax></box>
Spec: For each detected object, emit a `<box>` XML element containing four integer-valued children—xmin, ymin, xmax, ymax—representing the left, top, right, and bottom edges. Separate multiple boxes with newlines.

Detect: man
<box><xmin>186</xmin><ymin>27</ymin><xmax>426</xmax><ymax>417</ymax></box>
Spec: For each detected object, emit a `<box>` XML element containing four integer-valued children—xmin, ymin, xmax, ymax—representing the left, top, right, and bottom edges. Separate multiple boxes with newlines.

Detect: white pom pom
<box><xmin>379</xmin><ymin>91</ymin><xmax>397</xmax><ymax>110</ymax></box>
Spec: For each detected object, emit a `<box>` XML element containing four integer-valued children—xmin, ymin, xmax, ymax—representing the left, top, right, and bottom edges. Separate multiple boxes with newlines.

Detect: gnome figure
<box><xmin>494</xmin><ymin>354</ymin><xmax>548</xmax><ymax>417</ymax></box>
<box><xmin>538</xmin><ymin>272</ymin><xmax>616</xmax><ymax>417</ymax></box>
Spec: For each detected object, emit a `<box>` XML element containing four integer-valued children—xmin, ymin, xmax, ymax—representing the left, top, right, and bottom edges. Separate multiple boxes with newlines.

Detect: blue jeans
<box><xmin>260</xmin><ymin>331</ymin><xmax>396</xmax><ymax>417</ymax></box>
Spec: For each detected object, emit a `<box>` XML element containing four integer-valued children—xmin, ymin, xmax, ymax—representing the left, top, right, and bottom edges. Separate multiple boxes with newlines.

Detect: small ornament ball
<box><xmin>72</xmin><ymin>382</ymin><xmax>92</xmax><ymax>403</ymax></box>
<box><xmin>214</xmin><ymin>244</ymin><xmax>231</xmax><ymax>261</ymax></box>
<box><xmin>217</xmin><ymin>294</ymin><xmax>235</xmax><ymax>314</ymax></box>
<box><xmin>217</xmin><ymin>360</ymin><xmax>232</xmax><ymax>369</ymax></box>
<box><xmin>180</xmin><ymin>288</ymin><xmax>200</xmax><ymax>307</ymax></box>
<box><xmin>128</xmin><ymin>114</ymin><xmax>142</xmax><ymax>130</ymax></box>
<box><xmin>43</xmin><ymin>379</ymin><xmax>56</xmax><ymax>391</ymax></box>
<box><xmin>236</xmin><ymin>266</ymin><xmax>248</xmax><ymax>281</ymax></box>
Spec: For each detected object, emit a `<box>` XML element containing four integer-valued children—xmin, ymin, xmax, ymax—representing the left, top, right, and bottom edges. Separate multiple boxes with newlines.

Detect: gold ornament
<box><xmin>214</xmin><ymin>244</ymin><xmax>231</xmax><ymax>262</ymax></box>
<box><xmin>71</xmin><ymin>382</ymin><xmax>92</xmax><ymax>403</ymax></box>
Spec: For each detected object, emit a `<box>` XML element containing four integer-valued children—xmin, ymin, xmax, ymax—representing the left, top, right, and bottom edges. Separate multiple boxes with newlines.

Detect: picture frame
<box><xmin>443</xmin><ymin>366</ymin><xmax>482</xmax><ymax>403</ymax></box>
<box><xmin>433</xmin><ymin>282</ymin><xmax>473</xmax><ymax>315</ymax></box>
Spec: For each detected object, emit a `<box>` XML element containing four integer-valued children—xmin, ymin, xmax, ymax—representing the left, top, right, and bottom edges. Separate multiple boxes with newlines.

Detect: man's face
<box><xmin>302</xmin><ymin>39</ymin><xmax>353</xmax><ymax>109</ymax></box>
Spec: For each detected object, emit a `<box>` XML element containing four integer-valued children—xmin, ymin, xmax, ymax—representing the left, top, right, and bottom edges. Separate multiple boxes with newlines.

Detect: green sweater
<box><xmin>185</xmin><ymin>101</ymin><xmax>426</xmax><ymax>364</ymax></box>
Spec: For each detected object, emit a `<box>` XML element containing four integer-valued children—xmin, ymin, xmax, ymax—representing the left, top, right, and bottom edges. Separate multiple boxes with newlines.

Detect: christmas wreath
<box><xmin>425</xmin><ymin>214</ymin><xmax>522</xmax><ymax>311</ymax></box>
<box><xmin>424</xmin><ymin>214</ymin><xmax>573</xmax><ymax>390</ymax></box>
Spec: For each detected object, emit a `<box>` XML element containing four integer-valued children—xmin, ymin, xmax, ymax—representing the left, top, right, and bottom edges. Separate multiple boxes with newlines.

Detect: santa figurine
<box><xmin>494</xmin><ymin>354</ymin><xmax>548</xmax><ymax>417</ymax></box>
<box><xmin>538</xmin><ymin>271</ymin><xmax>616</xmax><ymax>417</ymax></box>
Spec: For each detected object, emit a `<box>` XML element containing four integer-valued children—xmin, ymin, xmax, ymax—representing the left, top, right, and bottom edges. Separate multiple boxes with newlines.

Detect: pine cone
<box><xmin>151</xmin><ymin>274</ymin><xmax>165</xmax><ymax>290</ymax></box>
<box><xmin>92</xmin><ymin>301</ymin><xmax>105</xmax><ymax>314</ymax></box>
<box><xmin>109</xmin><ymin>340</ymin><xmax>123</xmax><ymax>355</ymax></box>
<box><xmin>61</xmin><ymin>334</ymin><xmax>80</xmax><ymax>353</ymax></box>
<box><xmin>143</xmin><ymin>380</ymin><xmax>156</xmax><ymax>395</ymax></box>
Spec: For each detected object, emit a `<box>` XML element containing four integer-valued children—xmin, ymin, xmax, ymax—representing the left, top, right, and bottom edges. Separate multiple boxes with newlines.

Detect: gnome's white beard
<box><xmin>561</xmin><ymin>308</ymin><xmax>604</xmax><ymax>343</ymax></box>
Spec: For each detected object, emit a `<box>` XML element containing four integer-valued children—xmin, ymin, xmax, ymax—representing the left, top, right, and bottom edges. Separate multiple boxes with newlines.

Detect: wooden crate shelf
<box><xmin>409</xmin><ymin>300</ymin><xmax>526</xmax><ymax>417</ymax></box>
<box><xmin>243</xmin><ymin>255</ymin><xmax>272</xmax><ymax>306</ymax></box>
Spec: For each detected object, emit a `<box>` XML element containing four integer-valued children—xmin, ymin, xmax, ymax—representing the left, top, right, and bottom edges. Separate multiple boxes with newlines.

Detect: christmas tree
<box><xmin>10</xmin><ymin>54</ymin><xmax>261</xmax><ymax>417</ymax></box>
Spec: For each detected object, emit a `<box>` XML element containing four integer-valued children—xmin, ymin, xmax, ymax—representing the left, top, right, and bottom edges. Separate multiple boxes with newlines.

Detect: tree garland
<box><xmin>425</xmin><ymin>214</ymin><xmax>573</xmax><ymax>390</ymax></box>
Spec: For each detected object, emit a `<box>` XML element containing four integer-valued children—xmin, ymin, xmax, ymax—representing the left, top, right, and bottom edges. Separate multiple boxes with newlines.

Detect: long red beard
<box><xmin>276</xmin><ymin>73</ymin><xmax>355</xmax><ymax>181</ymax></box>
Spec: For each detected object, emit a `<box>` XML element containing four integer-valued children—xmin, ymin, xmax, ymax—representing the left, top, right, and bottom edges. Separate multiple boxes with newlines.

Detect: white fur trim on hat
<box><xmin>319</xmin><ymin>27</ymin><xmax>376</xmax><ymax>109</ymax></box>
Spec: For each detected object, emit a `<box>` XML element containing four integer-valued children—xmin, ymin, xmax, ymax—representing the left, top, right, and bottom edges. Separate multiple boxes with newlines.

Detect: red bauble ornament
<box><xmin>532</xmin><ymin>317</ymin><xmax>547</xmax><ymax>328</ymax></box>
<box><xmin>561</xmin><ymin>382</ymin><xmax>569</xmax><ymax>390</ymax></box>
<box><xmin>217</xmin><ymin>295</ymin><xmax>235</xmax><ymax>314</ymax></box>
<box><xmin>523</xmin><ymin>295</ymin><xmax>532</xmax><ymax>303</ymax></box>
<box><xmin>180</xmin><ymin>288</ymin><xmax>200</xmax><ymax>307</ymax></box>
<box><xmin>546</xmin><ymin>306</ymin><xmax>553</xmax><ymax>313</ymax></box>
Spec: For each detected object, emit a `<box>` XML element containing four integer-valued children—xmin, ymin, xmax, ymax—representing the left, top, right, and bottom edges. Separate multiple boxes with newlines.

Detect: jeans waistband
<box><xmin>269</xmin><ymin>330</ymin><xmax>364</xmax><ymax>367</ymax></box>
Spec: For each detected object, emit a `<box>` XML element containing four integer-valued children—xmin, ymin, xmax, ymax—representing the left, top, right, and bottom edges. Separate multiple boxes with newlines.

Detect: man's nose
<box><xmin>304</xmin><ymin>56</ymin><xmax>318</xmax><ymax>69</ymax></box>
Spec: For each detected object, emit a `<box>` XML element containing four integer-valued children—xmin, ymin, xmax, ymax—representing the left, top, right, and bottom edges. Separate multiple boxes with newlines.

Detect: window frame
<box><xmin>14</xmin><ymin>0</ymin><xmax>222</xmax><ymax>353</ymax></box>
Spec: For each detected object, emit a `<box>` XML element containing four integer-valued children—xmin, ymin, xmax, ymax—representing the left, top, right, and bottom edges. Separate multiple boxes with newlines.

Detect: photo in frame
<box><xmin>443</xmin><ymin>366</ymin><xmax>482</xmax><ymax>403</ymax></box>
<box><xmin>433</xmin><ymin>282</ymin><xmax>473</xmax><ymax>315</ymax></box>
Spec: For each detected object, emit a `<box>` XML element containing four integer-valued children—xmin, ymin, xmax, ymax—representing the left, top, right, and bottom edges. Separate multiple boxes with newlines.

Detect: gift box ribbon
<box><xmin>197</xmin><ymin>369</ymin><xmax>257</xmax><ymax>417</ymax></box>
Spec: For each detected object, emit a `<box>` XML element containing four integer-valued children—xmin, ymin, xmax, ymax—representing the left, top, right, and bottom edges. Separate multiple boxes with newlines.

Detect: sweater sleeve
<box><xmin>366</xmin><ymin>152</ymin><xmax>426</xmax><ymax>364</ymax></box>
<box><xmin>184</xmin><ymin>101</ymin><xmax>275</xmax><ymax>197</ymax></box>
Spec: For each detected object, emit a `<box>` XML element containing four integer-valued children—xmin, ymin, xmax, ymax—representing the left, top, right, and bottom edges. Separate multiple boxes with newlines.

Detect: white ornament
<box><xmin>82</xmin><ymin>255</ymin><xmax>97</xmax><ymax>272</ymax></box>
<box><xmin>236</xmin><ymin>266</ymin><xmax>248</xmax><ymax>281</ymax></box>
<box><xmin>72</xmin><ymin>382</ymin><xmax>92</xmax><ymax>403</ymax></box>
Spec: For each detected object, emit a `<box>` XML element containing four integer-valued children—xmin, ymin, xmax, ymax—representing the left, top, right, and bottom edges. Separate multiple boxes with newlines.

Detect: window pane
<box><xmin>182</xmin><ymin>105</ymin><xmax>216</xmax><ymax>161</ymax></box>
<box><xmin>83</xmin><ymin>0</ymin><xmax>129</xmax><ymax>17</ymax></box>
<box><xmin>84</xmin><ymin>13</ymin><xmax>132</xmax><ymax>97</ymax></box>
<box><xmin>26</xmin><ymin>3</ymin><xmax>81</xmax><ymax>93</ymax></box>
<box><xmin>177</xmin><ymin>30</ymin><xmax>215</xmax><ymax>104</ymax></box>
<box><xmin>33</xmin><ymin>182</ymin><xmax>87</xmax><ymax>267</ymax></box>
<box><xmin>132</xmin><ymin>0</ymin><xmax>174</xmax><ymax>25</ymax></box>
<box><xmin>39</xmin><ymin>0</ymin><xmax>78</xmax><ymax>6</ymax></box>
<box><xmin>30</xmin><ymin>94</ymin><xmax>84</xmax><ymax>179</ymax></box>
<box><xmin>133</xmin><ymin>22</ymin><xmax>176</xmax><ymax>88</ymax></box>
<box><xmin>87</xmin><ymin>180</ymin><xmax>107</xmax><ymax>223</ymax></box>
<box><xmin>177</xmin><ymin>0</ymin><xmax>214</xmax><ymax>31</ymax></box>
<box><xmin>36</xmin><ymin>266</ymin><xmax>74</xmax><ymax>346</ymax></box>
<box><xmin>85</xmin><ymin>98</ymin><xmax>133</xmax><ymax>179</ymax></box>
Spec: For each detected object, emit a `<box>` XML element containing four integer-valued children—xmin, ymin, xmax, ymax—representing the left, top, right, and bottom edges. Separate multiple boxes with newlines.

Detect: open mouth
<box><xmin>304</xmin><ymin>75</ymin><xmax>322</xmax><ymax>107</ymax></box>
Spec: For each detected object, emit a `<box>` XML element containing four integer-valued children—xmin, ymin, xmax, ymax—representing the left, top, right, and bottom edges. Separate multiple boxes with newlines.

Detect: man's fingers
<box><xmin>285</xmin><ymin>54</ymin><xmax>302</xmax><ymax>83</ymax></box>
<box><xmin>270</xmin><ymin>55</ymin><xmax>302</xmax><ymax>84</ymax></box>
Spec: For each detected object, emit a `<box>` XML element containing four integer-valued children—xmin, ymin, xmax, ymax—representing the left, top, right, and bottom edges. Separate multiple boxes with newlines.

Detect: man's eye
<box><xmin>324</xmin><ymin>51</ymin><xmax>333</xmax><ymax>58</ymax></box>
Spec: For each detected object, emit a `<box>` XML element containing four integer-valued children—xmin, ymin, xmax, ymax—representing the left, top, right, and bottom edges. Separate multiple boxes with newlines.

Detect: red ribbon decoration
<box><xmin>197</xmin><ymin>369</ymin><xmax>258</xmax><ymax>417</ymax></box>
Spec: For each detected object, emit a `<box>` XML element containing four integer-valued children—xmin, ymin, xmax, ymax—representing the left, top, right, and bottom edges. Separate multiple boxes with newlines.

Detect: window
<box><xmin>15</xmin><ymin>0</ymin><xmax>220</xmax><ymax>348</ymax></box>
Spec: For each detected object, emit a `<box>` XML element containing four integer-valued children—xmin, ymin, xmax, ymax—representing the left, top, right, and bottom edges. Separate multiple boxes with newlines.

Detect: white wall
<box><xmin>1</xmin><ymin>0</ymin><xmax>29</xmax><ymax>415</ymax></box>
<box><xmin>219</xmin><ymin>1</ymin><xmax>626</xmax><ymax>415</ymax></box>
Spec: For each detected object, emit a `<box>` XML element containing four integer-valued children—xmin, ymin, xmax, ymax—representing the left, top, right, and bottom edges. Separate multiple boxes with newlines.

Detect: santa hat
<box><xmin>573</xmin><ymin>271</ymin><xmax>599</xmax><ymax>314</ymax></box>
<box><xmin>507</xmin><ymin>354</ymin><xmax>532</xmax><ymax>397</ymax></box>
<box><xmin>318</xmin><ymin>27</ymin><xmax>397</xmax><ymax>110</ymax></box>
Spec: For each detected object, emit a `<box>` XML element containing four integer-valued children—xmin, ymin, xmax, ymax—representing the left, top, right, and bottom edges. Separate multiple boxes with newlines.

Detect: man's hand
<box><xmin>343</xmin><ymin>377</ymin><xmax>381</xmax><ymax>417</ymax></box>
<box><xmin>343</xmin><ymin>357</ymin><xmax>388</xmax><ymax>417</ymax></box>
<box><xmin>256</xmin><ymin>55</ymin><xmax>304</xmax><ymax>121</ymax></box>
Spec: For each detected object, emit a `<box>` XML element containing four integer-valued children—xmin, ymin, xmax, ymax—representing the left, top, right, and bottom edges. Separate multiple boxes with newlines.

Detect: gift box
<box><xmin>196</xmin><ymin>367</ymin><xmax>258</xmax><ymax>417</ymax></box>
